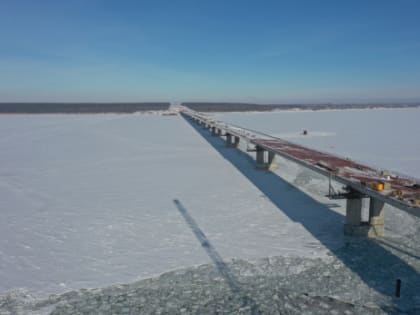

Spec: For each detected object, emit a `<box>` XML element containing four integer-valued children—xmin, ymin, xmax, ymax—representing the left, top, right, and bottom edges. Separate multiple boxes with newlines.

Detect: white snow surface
<box><xmin>1</xmin><ymin>109</ymin><xmax>419</xmax><ymax>301</ymax></box>
<box><xmin>215</xmin><ymin>108</ymin><xmax>420</xmax><ymax>179</ymax></box>
<box><xmin>0</xmin><ymin>113</ymin><xmax>344</xmax><ymax>296</ymax></box>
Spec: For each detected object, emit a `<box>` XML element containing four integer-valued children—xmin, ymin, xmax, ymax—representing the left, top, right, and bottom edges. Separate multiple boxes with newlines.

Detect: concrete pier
<box><xmin>344</xmin><ymin>192</ymin><xmax>385</xmax><ymax>237</ymax></box>
<box><xmin>344</xmin><ymin>196</ymin><xmax>367</xmax><ymax>237</ymax></box>
<box><xmin>211</xmin><ymin>126</ymin><xmax>217</xmax><ymax>136</ymax></box>
<box><xmin>268</xmin><ymin>152</ymin><xmax>276</xmax><ymax>169</ymax></box>
<box><xmin>233</xmin><ymin>136</ymin><xmax>240</xmax><ymax>148</ymax></box>
<box><xmin>225</xmin><ymin>133</ymin><xmax>240</xmax><ymax>147</ymax></box>
<box><xmin>226</xmin><ymin>133</ymin><xmax>233</xmax><ymax>147</ymax></box>
<box><xmin>256</xmin><ymin>146</ymin><xmax>276</xmax><ymax>170</ymax></box>
<box><xmin>368</xmin><ymin>197</ymin><xmax>385</xmax><ymax>237</ymax></box>
<box><xmin>256</xmin><ymin>146</ymin><xmax>265</xmax><ymax>168</ymax></box>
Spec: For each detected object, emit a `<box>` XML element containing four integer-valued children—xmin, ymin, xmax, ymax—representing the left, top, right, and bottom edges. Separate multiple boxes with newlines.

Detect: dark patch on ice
<box><xmin>2</xmin><ymin>255</ymin><xmax>415</xmax><ymax>314</ymax></box>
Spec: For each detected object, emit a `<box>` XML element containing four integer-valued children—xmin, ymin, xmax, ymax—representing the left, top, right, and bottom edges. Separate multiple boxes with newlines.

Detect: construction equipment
<box><xmin>371</xmin><ymin>182</ymin><xmax>384</xmax><ymax>191</ymax></box>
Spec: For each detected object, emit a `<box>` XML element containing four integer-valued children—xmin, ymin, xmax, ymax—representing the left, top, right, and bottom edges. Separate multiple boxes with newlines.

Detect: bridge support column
<box><xmin>268</xmin><ymin>151</ymin><xmax>276</xmax><ymax>170</ymax></box>
<box><xmin>211</xmin><ymin>126</ymin><xmax>217</xmax><ymax>136</ymax></box>
<box><xmin>225</xmin><ymin>133</ymin><xmax>233</xmax><ymax>147</ymax></box>
<box><xmin>344</xmin><ymin>197</ymin><xmax>367</xmax><ymax>237</ymax></box>
<box><xmin>368</xmin><ymin>198</ymin><xmax>385</xmax><ymax>237</ymax></box>
<box><xmin>233</xmin><ymin>136</ymin><xmax>240</xmax><ymax>148</ymax></box>
<box><xmin>344</xmin><ymin>192</ymin><xmax>384</xmax><ymax>237</ymax></box>
<box><xmin>256</xmin><ymin>146</ymin><xmax>276</xmax><ymax>170</ymax></box>
<box><xmin>256</xmin><ymin>146</ymin><xmax>265</xmax><ymax>169</ymax></box>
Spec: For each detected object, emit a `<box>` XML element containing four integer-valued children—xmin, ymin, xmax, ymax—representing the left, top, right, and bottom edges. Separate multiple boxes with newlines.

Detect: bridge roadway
<box><xmin>180</xmin><ymin>108</ymin><xmax>420</xmax><ymax>232</ymax></box>
<box><xmin>252</xmin><ymin>138</ymin><xmax>420</xmax><ymax>217</ymax></box>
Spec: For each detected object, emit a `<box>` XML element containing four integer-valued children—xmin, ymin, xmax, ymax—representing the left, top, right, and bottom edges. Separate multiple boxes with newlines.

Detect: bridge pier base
<box><xmin>211</xmin><ymin>127</ymin><xmax>217</xmax><ymax>136</ymax></box>
<box><xmin>256</xmin><ymin>146</ymin><xmax>276</xmax><ymax>170</ymax></box>
<box><xmin>225</xmin><ymin>133</ymin><xmax>239</xmax><ymax>147</ymax></box>
<box><xmin>233</xmin><ymin>136</ymin><xmax>240</xmax><ymax>148</ymax></box>
<box><xmin>344</xmin><ymin>193</ymin><xmax>385</xmax><ymax>237</ymax></box>
<box><xmin>368</xmin><ymin>197</ymin><xmax>385</xmax><ymax>237</ymax></box>
<box><xmin>225</xmin><ymin>133</ymin><xmax>233</xmax><ymax>147</ymax></box>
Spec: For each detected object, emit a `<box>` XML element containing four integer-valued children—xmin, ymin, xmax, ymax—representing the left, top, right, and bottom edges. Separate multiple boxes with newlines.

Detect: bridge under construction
<box><xmin>180</xmin><ymin>108</ymin><xmax>420</xmax><ymax>238</ymax></box>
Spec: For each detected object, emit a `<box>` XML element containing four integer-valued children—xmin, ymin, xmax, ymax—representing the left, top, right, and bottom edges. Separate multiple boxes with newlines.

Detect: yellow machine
<box><xmin>370</xmin><ymin>182</ymin><xmax>384</xmax><ymax>191</ymax></box>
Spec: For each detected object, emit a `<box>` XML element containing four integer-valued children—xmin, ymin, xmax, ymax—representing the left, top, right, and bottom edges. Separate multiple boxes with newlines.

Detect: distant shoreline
<box><xmin>1</xmin><ymin>102</ymin><xmax>419</xmax><ymax>114</ymax></box>
<box><xmin>182</xmin><ymin>102</ymin><xmax>420</xmax><ymax>112</ymax></box>
<box><xmin>0</xmin><ymin>102</ymin><xmax>170</xmax><ymax>114</ymax></box>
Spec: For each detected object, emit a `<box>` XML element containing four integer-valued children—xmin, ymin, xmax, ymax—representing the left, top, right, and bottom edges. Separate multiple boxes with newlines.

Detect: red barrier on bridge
<box><xmin>253</xmin><ymin>138</ymin><xmax>420</xmax><ymax>207</ymax></box>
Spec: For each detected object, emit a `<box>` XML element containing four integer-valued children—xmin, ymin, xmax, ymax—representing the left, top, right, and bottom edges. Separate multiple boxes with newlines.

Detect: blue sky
<box><xmin>1</xmin><ymin>0</ymin><xmax>420</xmax><ymax>103</ymax></box>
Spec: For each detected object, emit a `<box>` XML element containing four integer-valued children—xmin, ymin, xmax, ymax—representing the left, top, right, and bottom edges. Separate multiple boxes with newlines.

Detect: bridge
<box><xmin>180</xmin><ymin>108</ymin><xmax>420</xmax><ymax>238</ymax></box>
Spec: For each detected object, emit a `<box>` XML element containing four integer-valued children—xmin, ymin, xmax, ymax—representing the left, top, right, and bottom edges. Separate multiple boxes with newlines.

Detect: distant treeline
<box><xmin>182</xmin><ymin>102</ymin><xmax>420</xmax><ymax>112</ymax></box>
<box><xmin>0</xmin><ymin>103</ymin><xmax>170</xmax><ymax>113</ymax></box>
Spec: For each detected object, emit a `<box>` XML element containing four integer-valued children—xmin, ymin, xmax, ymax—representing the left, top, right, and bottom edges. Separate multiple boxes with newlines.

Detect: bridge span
<box><xmin>180</xmin><ymin>108</ymin><xmax>420</xmax><ymax>238</ymax></box>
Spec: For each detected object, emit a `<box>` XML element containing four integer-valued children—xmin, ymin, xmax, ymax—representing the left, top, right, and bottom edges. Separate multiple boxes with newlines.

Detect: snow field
<box><xmin>0</xmin><ymin>113</ymin><xmax>340</xmax><ymax>295</ymax></box>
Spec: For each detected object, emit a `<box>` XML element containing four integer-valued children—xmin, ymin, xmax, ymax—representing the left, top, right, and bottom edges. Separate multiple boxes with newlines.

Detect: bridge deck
<box><xmin>181</xmin><ymin>109</ymin><xmax>420</xmax><ymax>216</ymax></box>
<box><xmin>252</xmin><ymin>138</ymin><xmax>420</xmax><ymax>203</ymax></box>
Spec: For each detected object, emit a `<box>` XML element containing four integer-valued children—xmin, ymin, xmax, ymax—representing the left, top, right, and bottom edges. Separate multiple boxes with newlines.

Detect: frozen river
<box><xmin>0</xmin><ymin>113</ymin><xmax>344</xmax><ymax>295</ymax></box>
<box><xmin>0</xmin><ymin>109</ymin><xmax>418</xmax><ymax>298</ymax></box>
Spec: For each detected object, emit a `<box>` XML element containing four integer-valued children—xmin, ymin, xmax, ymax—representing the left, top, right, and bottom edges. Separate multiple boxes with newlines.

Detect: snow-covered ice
<box><xmin>1</xmin><ymin>110</ymin><xmax>419</xmax><ymax>314</ymax></box>
<box><xmin>0</xmin><ymin>113</ymin><xmax>342</xmax><ymax>296</ymax></box>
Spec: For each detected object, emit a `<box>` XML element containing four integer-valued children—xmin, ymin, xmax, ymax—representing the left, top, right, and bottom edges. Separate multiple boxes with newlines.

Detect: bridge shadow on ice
<box><xmin>183</xmin><ymin>115</ymin><xmax>420</xmax><ymax>312</ymax></box>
